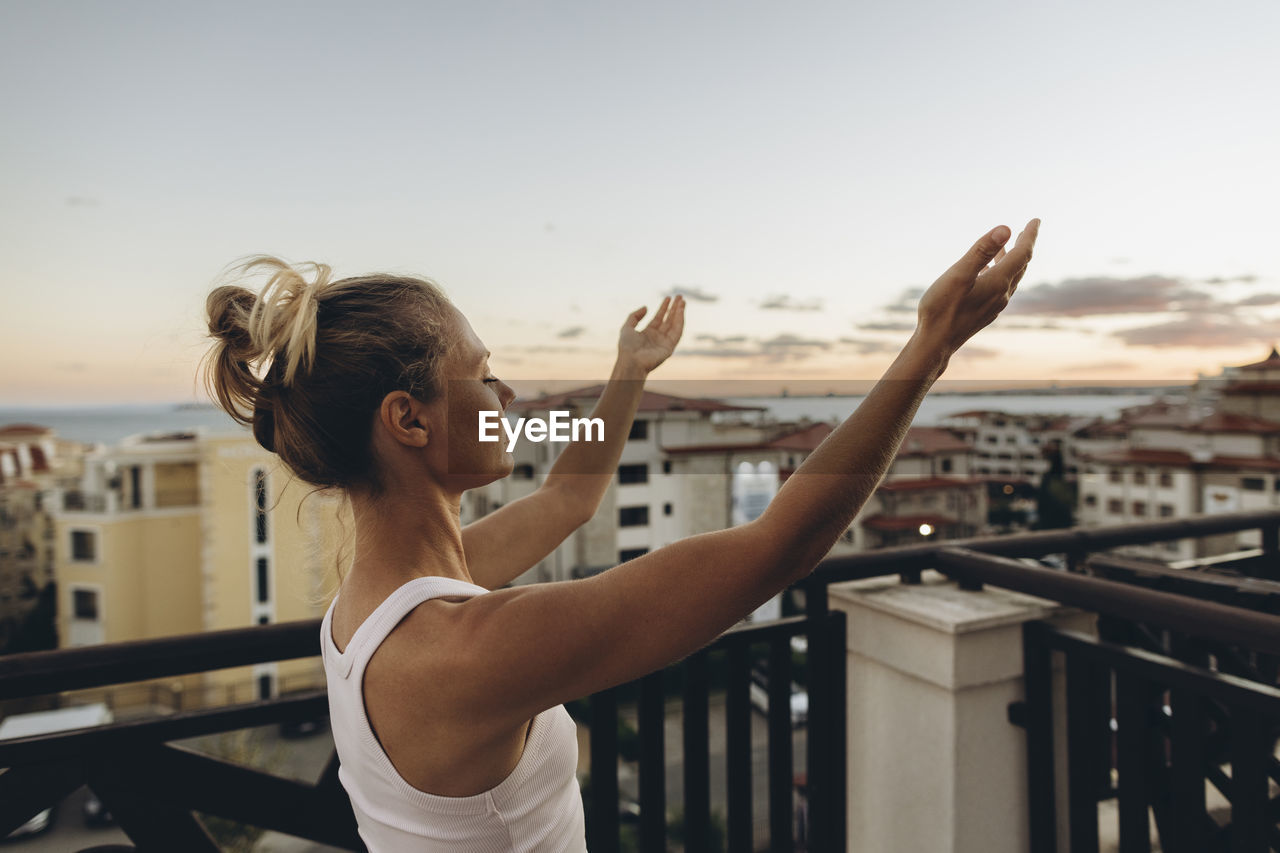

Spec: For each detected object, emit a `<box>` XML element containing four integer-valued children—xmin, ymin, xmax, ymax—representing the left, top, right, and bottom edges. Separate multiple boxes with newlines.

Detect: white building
<box><xmin>1077</xmin><ymin>351</ymin><xmax>1280</xmax><ymax>562</ymax></box>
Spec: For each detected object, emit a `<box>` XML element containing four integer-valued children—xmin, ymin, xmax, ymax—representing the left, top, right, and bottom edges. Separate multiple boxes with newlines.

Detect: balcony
<box><xmin>2</xmin><ymin>511</ymin><xmax>1279</xmax><ymax>851</ymax></box>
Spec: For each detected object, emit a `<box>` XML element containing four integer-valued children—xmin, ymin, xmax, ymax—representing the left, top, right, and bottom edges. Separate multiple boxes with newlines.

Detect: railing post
<box><xmin>587</xmin><ymin>688</ymin><xmax>620</xmax><ymax>853</ymax></box>
<box><xmin>829</xmin><ymin>572</ymin><xmax>1089</xmax><ymax>853</ymax></box>
<box><xmin>1023</xmin><ymin>620</ymin><xmax>1058</xmax><ymax>853</ymax></box>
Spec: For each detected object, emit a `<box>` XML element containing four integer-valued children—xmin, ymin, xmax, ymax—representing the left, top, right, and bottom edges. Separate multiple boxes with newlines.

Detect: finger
<box><xmin>996</xmin><ymin>218</ymin><xmax>1040</xmax><ymax>274</ymax></box>
<box><xmin>645</xmin><ymin>296</ymin><xmax>672</xmax><ymax>331</ymax></box>
<box><xmin>625</xmin><ymin>306</ymin><xmax>647</xmax><ymax>329</ymax></box>
<box><xmin>990</xmin><ymin>247</ymin><xmax>1007</xmax><ymax>267</ymax></box>
<box><xmin>667</xmin><ymin>296</ymin><xmax>686</xmax><ymax>341</ymax></box>
<box><xmin>948</xmin><ymin>225</ymin><xmax>1011</xmax><ymax>281</ymax></box>
<box><xmin>661</xmin><ymin>294</ymin><xmax>684</xmax><ymax>335</ymax></box>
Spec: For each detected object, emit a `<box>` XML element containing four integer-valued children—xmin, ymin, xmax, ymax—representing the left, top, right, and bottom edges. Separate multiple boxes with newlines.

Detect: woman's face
<box><xmin>430</xmin><ymin>305</ymin><xmax>517</xmax><ymax>491</ymax></box>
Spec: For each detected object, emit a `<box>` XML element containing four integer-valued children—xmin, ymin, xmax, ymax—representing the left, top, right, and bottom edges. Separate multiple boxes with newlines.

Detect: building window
<box><xmin>513</xmin><ymin>463</ymin><xmax>534</xmax><ymax>480</ymax></box>
<box><xmin>1242</xmin><ymin>477</ymin><xmax>1266</xmax><ymax>491</ymax></box>
<box><xmin>256</xmin><ymin>557</ymin><xmax>270</xmax><ymax>604</ymax></box>
<box><xmin>1133</xmin><ymin>470</ymin><xmax>1147</xmax><ymax>485</ymax></box>
<box><xmin>663</xmin><ymin>503</ymin><xmax>673</xmax><ymax>516</ymax></box>
<box><xmin>258</xmin><ymin>674</ymin><xmax>273</xmax><ymax>701</ymax></box>
<box><xmin>1159</xmin><ymin>470</ymin><xmax>1173</xmax><ymax>488</ymax></box>
<box><xmin>618</xmin><ymin>464</ymin><xmax>649</xmax><ymax>484</ymax></box>
<box><xmin>1006</xmin><ymin>436</ymin><xmax>1017</xmax><ymax>444</ymax></box>
<box><xmin>253</xmin><ymin>469</ymin><xmax>269</xmax><ymax>544</ymax></box>
<box><xmin>985</xmin><ymin>436</ymin><xmax>998</xmax><ymax>445</ymax></box>
<box><xmin>940</xmin><ymin>458</ymin><xmax>953</xmax><ymax>473</ymax></box>
<box><xmin>662</xmin><ymin>460</ymin><xmax>673</xmax><ymax>475</ymax></box>
<box><xmin>258</xmin><ymin>615</ymin><xmax>270</xmax><ymax>625</ymax></box>
<box><xmin>1084</xmin><ymin>494</ymin><xmax>1098</xmax><ymax>507</ymax></box>
<box><xmin>628</xmin><ymin>420</ymin><xmax>648</xmax><ymax>441</ymax></box>
<box><xmin>618</xmin><ymin>548</ymin><xmax>648</xmax><ymax>562</ymax></box>
<box><xmin>1109</xmin><ymin>469</ymin><xmax>1123</xmax><ymax>484</ymax></box>
<box><xmin>73</xmin><ymin>588</ymin><xmax>99</xmax><ymax>620</ymax></box>
<box><xmin>1132</xmin><ymin>501</ymin><xmax>1147</xmax><ymax>517</ymax></box>
<box><xmin>619</xmin><ymin>506</ymin><xmax>649</xmax><ymax>527</ymax></box>
<box><xmin>1159</xmin><ymin>504</ymin><xmax>1174</xmax><ymax>518</ymax></box>
<box><xmin>71</xmin><ymin>530</ymin><xmax>96</xmax><ymax>562</ymax></box>
<box><xmin>1107</xmin><ymin>499</ymin><xmax>1123</xmax><ymax>514</ymax></box>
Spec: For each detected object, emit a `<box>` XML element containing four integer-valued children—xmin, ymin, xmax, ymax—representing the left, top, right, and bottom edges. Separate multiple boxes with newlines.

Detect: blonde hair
<box><xmin>204</xmin><ymin>257</ymin><xmax>455</xmax><ymax>599</ymax></box>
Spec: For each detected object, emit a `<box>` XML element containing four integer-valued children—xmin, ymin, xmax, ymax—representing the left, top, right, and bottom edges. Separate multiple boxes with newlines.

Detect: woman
<box><xmin>204</xmin><ymin>219</ymin><xmax>1039</xmax><ymax>851</ymax></box>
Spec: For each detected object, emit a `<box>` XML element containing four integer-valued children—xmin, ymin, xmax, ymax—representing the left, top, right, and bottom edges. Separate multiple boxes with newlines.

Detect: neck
<box><xmin>347</xmin><ymin>485</ymin><xmax>472</xmax><ymax>591</ymax></box>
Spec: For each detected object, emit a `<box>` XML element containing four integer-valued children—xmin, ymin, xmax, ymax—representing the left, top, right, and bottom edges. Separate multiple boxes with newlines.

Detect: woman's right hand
<box><xmin>914</xmin><ymin>219</ymin><xmax>1040</xmax><ymax>364</ymax></box>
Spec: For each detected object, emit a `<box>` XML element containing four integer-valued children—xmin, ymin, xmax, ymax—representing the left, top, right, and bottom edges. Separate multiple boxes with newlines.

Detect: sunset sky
<box><xmin>2</xmin><ymin>1</ymin><xmax>1278</xmax><ymax>405</ymax></box>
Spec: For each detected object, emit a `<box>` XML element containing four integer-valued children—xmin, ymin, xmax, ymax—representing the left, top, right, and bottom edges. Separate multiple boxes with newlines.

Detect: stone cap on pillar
<box><xmin>829</xmin><ymin>569</ymin><xmax>1087</xmax><ymax>690</ymax></box>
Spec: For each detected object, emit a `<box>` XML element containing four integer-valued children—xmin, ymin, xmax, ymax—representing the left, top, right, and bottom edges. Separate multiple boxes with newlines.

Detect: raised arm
<box><xmin>433</xmin><ymin>221</ymin><xmax>1039</xmax><ymax>728</ymax></box>
<box><xmin>461</xmin><ymin>296</ymin><xmax>685</xmax><ymax>589</ymax></box>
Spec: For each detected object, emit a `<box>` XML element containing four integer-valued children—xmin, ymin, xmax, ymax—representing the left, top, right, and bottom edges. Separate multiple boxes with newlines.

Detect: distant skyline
<box><xmin>3</xmin><ymin>1</ymin><xmax>1278</xmax><ymax>404</ymax></box>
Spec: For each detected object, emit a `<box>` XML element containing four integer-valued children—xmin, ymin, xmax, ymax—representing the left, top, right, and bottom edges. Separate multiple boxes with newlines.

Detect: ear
<box><xmin>377</xmin><ymin>391</ymin><xmax>430</xmax><ymax>448</ymax></box>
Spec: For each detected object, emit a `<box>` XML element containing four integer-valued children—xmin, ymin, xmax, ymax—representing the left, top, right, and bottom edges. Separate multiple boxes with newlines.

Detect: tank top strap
<box><xmin>323</xmin><ymin>576</ymin><xmax>488</xmax><ymax>679</ymax></box>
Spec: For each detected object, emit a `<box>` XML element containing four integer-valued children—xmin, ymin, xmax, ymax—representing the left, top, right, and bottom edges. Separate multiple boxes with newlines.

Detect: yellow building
<box><xmin>51</xmin><ymin>430</ymin><xmax>344</xmax><ymax>716</ymax></box>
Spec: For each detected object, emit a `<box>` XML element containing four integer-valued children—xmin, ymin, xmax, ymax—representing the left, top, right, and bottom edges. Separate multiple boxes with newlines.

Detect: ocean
<box><xmin>0</xmin><ymin>391</ymin><xmax>1177</xmax><ymax>446</ymax></box>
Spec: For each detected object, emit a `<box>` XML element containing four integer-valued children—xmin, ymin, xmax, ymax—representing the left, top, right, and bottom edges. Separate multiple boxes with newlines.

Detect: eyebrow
<box><xmin>476</xmin><ymin>350</ymin><xmax>490</xmax><ymax>366</ymax></box>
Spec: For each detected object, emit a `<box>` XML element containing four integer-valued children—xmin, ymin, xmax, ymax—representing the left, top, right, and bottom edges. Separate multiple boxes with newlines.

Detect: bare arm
<box><xmin>462</xmin><ymin>298</ymin><xmax>684</xmax><ymax>589</ymax></box>
<box><xmin>432</xmin><ymin>221</ymin><xmax>1039</xmax><ymax>728</ymax></box>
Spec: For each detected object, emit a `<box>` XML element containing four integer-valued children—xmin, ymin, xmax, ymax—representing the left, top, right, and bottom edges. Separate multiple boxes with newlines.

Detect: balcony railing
<box><xmin>2</xmin><ymin>509</ymin><xmax>1279</xmax><ymax>851</ymax></box>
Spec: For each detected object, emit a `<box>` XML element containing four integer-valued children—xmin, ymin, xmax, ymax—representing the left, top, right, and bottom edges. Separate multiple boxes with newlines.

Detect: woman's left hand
<box><xmin>617</xmin><ymin>295</ymin><xmax>685</xmax><ymax>373</ymax></box>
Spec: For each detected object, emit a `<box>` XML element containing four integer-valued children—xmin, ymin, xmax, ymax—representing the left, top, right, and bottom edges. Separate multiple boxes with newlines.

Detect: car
<box><xmin>748</xmin><ymin>666</ymin><xmax>808</xmax><ymax>726</ymax></box>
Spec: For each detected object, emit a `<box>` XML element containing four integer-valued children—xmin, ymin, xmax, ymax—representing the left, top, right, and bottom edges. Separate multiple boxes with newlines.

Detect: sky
<box><xmin>2</xmin><ymin>0</ymin><xmax>1278</xmax><ymax>405</ymax></box>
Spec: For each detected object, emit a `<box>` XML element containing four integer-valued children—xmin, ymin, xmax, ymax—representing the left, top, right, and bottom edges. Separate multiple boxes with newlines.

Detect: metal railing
<box><xmin>3</xmin><ymin>509</ymin><xmax>1280</xmax><ymax>851</ymax></box>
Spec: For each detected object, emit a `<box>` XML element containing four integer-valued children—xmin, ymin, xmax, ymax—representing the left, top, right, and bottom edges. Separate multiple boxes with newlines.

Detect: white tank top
<box><xmin>320</xmin><ymin>575</ymin><xmax>588</xmax><ymax>852</ymax></box>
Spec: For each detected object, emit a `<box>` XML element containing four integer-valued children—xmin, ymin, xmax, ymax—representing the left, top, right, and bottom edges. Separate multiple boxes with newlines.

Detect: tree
<box><xmin>1033</xmin><ymin>440</ymin><xmax>1076</xmax><ymax>531</ymax></box>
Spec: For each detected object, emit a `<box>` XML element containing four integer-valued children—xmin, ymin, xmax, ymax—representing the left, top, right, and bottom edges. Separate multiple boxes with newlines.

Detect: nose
<box><xmin>498</xmin><ymin>380</ymin><xmax>516</xmax><ymax>410</ymax></box>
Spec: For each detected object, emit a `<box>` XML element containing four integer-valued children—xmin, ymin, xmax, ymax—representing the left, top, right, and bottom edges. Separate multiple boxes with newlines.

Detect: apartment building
<box><xmin>478</xmin><ymin>388</ymin><xmax>989</xmax><ymax>581</ymax></box>
<box><xmin>51</xmin><ymin>430</ymin><xmax>343</xmax><ymax>715</ymax></box>
<box><xmin>0</xmin><ymin>424</ymin><xmax>86</xmax><ymax>654</ymax></box>
<box><xmin>1077</xmin><ymin>351</ymin><xmax>1280</xmax><ymax>562</ymax></box>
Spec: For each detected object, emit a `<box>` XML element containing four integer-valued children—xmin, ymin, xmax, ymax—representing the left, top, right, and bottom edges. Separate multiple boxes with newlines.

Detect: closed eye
<box><xmin>483</xmin><ymin>377</ymin><xmax>500</xmax><ymax>384</ymax></box>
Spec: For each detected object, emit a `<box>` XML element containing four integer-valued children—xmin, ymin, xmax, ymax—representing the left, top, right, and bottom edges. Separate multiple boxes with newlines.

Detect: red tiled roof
<box><xmin>663</xmin><ymin>423</ymin><xmax>833</xmax><ymax>455</ymax></box>
<box><xmin>509</xmin><ymin>385</ymin><xmax>763</xmax><ymax>414</ymax></box>
<box><xmin>1086</xmin><ymin>448</ymin><xmax>1280</xmax><ymax>471</ymax></box>
<box><xmin>1221</xmin><ymin>381</ymin><xmax>1280</xmax><ymax>393</ymax></box>
<box><xmin>0</xmin><ymin>424</ymin><xmax>52</xmax><ymax>437</ymax></box>
<box><xmin>877</xmin><ymin>476</ymin><xmax>984</xmax><ymax>492</ymax></box>
<box><xmin>861</xmin><ymin>513</ymin><xmax>956</xmax><ymax>532</ymax></box>
<box><xmin>1193</xmin><ymin>412</ymin><xmax>1280</xmax><ymax>434</ymax></box>
<box><xmin>897</xmin><ymin>426</ymin><xmax>970</xmax><ymax>456</ymax></box>
<box><xmin>1088</xmin><ymin>449</ymin><xmax>1193</xmax><ymax>466</ymax></box>
<box><xmin>768</xmin><ymin>422</ymin><xmax>833</xmax><ymax>451</ymax></box>
<box><xmin>1235</xmin><ymin>347</ymin><xmax>1280</xmax><ymax>371</ymax></box>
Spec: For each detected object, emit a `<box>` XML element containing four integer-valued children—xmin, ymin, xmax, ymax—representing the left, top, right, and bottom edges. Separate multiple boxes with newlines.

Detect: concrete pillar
<box><xmin>829</xmin><ymin>569</ymin><xmax>1093</xmax><ymax>853</ymax></box>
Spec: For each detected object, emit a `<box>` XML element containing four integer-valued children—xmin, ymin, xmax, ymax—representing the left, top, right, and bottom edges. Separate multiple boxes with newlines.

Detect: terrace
<box><xmin>1</xmin><ymin>510</ymin><xmax>1279</xmax><ymax>852</ymax></box>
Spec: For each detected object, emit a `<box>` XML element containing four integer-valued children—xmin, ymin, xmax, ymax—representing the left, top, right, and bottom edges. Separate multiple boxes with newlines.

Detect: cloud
<box><xmin>1204</xmin><ymin>274</ymin><xmax>1259</xmax><ymax>285</ymax></box>
<box><xmin>557</xmin><ymin>326</ymin><xmax>585</xmax><ymax>339</ymax></box>
<box><xmin>760</xmin><ymin>295</ymin><xmax>823</xmax><ymax>311</ymax></box>
<box><xmin>838</xmin><ymin>337</ymin><xmax>901</xmax><ymax>355</ymax></box>
<box><xmin>950</xmin><ymin>346</ymin><xmax>1000</xmax><ymax>360</ymax></box>
<box><xmin>855</xmin><ymin>320</ymin><xmax>916</xmax><ymax>332</ymax></box>
<box><xmin>1113</xmin><ymin>315</ymin><xmax>1280</xmax><ymax>348</ymax></box>
<box><xmin>1059</xmin><ymin>360</ymin><xmax>1139</xmax><ymax>373</ymax></box>
<box><xmin>1000</xmin><ymin>321</ymin><xmax>1075</xmax><ymax>331</ymax></box>
<box><xmin>882</xmin><ymin>288</ymin><xmax>925</xmax><ymax>314</ymax></box>
<box><xmin>1233</xmin><ymin>293</ymin><xmax>1280</xmax><ymax>307</ymax></box>
<box><xmin>679</xmin><ymin>333</ymin><xmax>836</xmax><ymax>363</ymax></box>
<box><xmin>665</xmin><ymin>285</ymin><xmax>719</xmax><ymax>302</ymax></box>
<box><xmin>1007</xmin><ymin>275</ymin><xmax>1214</xmax><ymax>317</ymax></box>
